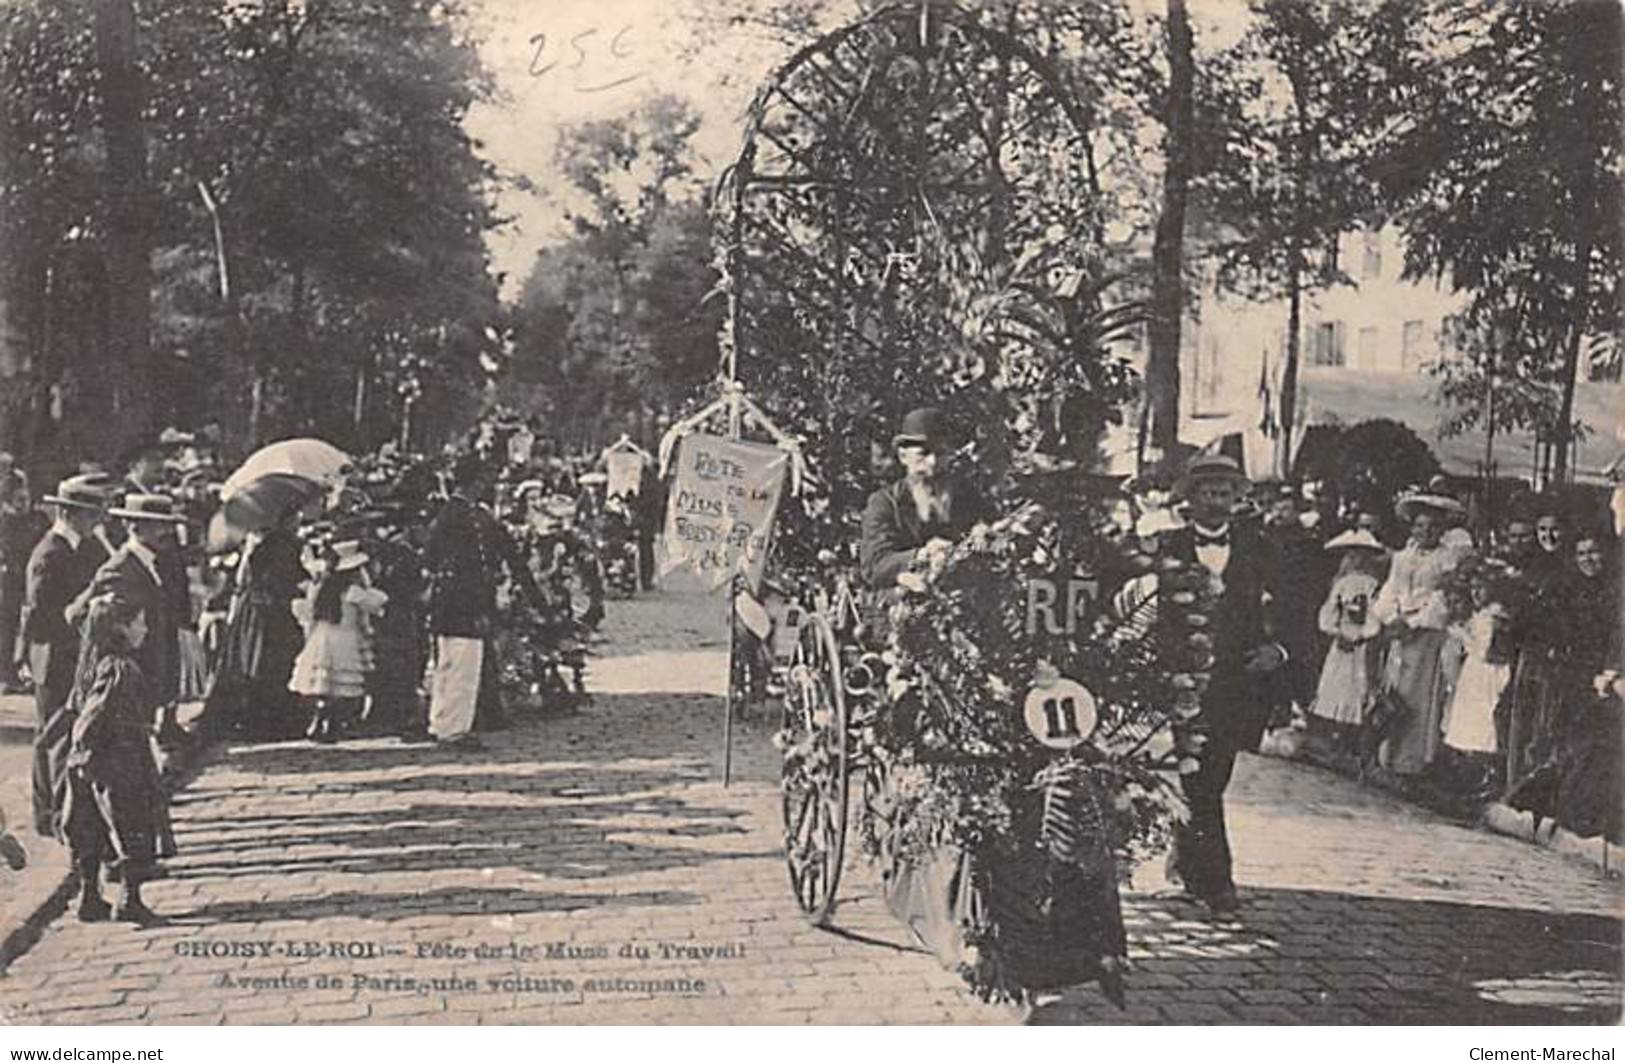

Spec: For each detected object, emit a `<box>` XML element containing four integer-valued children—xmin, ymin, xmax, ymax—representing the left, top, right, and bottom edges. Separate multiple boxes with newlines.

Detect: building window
<box><xmin>1361</xmin><ymin>233</ymin><xmax>1382</xmax><ymax>280</ymax></box>
<box><xmin>1401</xmin><ymin>320</ymin><xmax>1424</xmax><ymax>371</ymax></box>
<box><xmin>1358</xmin><ymin>326</ymin><xmax>1380</xmax><ymax>371</ymax></box>
<box><xmin>1311</xmin><ymin>321</ymin><xmax>1345</xmax><ymax>367</ymax></box>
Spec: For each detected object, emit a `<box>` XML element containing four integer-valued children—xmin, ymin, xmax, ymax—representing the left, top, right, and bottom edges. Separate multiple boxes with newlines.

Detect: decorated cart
<box><xmin>683</xmin><ymin>1</ymin><xmax>1219</xmax><ymax>1006</ymax></box>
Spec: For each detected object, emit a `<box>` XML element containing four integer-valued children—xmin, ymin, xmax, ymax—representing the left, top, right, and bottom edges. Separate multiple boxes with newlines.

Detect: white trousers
<box><xmin>428</xmin><ymin>637</ymin><xmax>484</xmax><ymax>740</ymax></box>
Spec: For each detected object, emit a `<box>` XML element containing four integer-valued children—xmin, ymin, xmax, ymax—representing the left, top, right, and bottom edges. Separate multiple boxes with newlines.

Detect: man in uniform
<box><xmin>1159</xmin><ymin>453</ymin><xmax>1289</xmax><ymax>918</ymax></box>
<box><xmin>18</xmin><ymin>474</ymin><xmax>112</xmax><ymax>835</ymax></box>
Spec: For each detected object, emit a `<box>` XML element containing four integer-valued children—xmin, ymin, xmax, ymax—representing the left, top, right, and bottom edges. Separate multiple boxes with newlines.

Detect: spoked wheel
<box><xmin>780</xmin><ymin>617</ymin><xmax>849</xmax><ymax>925</ymax></box>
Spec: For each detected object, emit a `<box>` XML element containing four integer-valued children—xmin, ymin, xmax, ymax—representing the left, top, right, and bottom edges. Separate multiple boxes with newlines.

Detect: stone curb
<box><xmin>1258</xmin><ymin>738</ymin><xmax>1622</xmax><ymax>877</ymax></box>
<box><xmin>0</xmin><ymin>733</ymin><xmax>221</xmax><ymax>973</ymax></box>
<box><xmin>1479</xmin><ymin>801</ymin><xmax>1622</xmax><ymax>876</ymax></box>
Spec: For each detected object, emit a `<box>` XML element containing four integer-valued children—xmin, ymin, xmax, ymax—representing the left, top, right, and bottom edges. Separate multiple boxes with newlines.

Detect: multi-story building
<box><xmin>1171</xmin><ymin>225</ymin><xmax>1622</xmax><ymax>486</ymax></box>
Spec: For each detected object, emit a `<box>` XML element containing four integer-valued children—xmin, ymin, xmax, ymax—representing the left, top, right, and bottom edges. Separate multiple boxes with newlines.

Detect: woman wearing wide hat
<box><xmin>1371</xmin><ymin>488</ymin><xmax>1468</xmax><ymax>777</ymax></box>
<box><xmin>200</xmin><ymin>509</ymin><xmax>308</xmax><ymax>741</ymax></box>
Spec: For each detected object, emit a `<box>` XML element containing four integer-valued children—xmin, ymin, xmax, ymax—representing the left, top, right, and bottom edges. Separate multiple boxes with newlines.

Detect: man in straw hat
<box><xmin>860</xmin><ymin>407</ymin><xmax>990</xmax><ymax>590</ymax></box>
<box><xmin>18</xmin><ymin>474</ymin><xmax>115</xmax><ymax>835</ymax></box>
<box><xmin>72</xmin><ymin>494</ymin><xmax>189</xmax><ymax>747</ymax></box>
<box><xmin>1159</xmin><ymin>452</ymin><xmax>1291</xmax><ymax>918</ymax></box>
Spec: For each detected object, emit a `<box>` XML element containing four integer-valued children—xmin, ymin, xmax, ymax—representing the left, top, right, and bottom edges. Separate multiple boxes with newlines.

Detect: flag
<box><xmin>1257</xmin><ymin>351</ymin><xmax>1278</xmax><ymax>439</ymax></box>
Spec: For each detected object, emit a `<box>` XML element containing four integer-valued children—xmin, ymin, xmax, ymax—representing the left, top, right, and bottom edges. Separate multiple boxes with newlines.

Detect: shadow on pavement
<box><xmin>174</xmin><ymin>886</ymin><xmax>706</xmax><ymax>925</ymax></box>
<box><xmin>145</xmin><ymin>694</ymin><xmax>788</xmax><ymax>923</ymax></box>
<box><xmin>1024</xmin><ymin>885</ymin><xmax>1622</xmax><ymax>1025</ymax></box>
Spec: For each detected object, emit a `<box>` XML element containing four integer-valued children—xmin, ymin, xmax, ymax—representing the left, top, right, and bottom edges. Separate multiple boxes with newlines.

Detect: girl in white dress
<box><xmin>1441</xmin><ymin>565</ymin><xmax>1514</xmax><ymax>795</ymax></box>
<box><xmin>1310</xmin><ymin>530</ymin><xmax>1388</xmax><ymax>753</ymax></box>
<box><xmin>290</xmin><ymin>541</ymin><xmax>388</xmax><ymax>742</ymax></box>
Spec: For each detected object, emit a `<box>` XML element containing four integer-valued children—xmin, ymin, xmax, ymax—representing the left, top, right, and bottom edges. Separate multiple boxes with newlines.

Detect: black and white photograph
<box><xmin>0</xmin><ymin>0</ymin><xmax>1619</xmax><ymax>1033</ymax></box>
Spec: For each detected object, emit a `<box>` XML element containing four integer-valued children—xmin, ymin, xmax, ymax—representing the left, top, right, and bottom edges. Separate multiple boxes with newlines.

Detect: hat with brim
<box><xmin>330</xmin><ymin>540</ymin><xmax>369</xmax><ymax>572</ymax></box>
<box><xmin>108</xmin><ymin>493</ymin><xmax>187</xmax><ymax>524</ymax></box>
<box><xmin>43</xmin><ymin>473</ymin><xmax>114</xmax><ymax>510</ymax></box>
<box><xmin>1174</xmin><ymin>453</ymin><xmax>1249</xmax><ymax>496</ymax></box>
<box><xmin>1395</xmin><ymin>492</ymin><xmax>1465</xmax><ymax>522</ymax></box>
<box><xmin>1324</xmin><ymin>529</ymin><xmax>1385</xmax><ymax>553</ymax></box>
<box><xmin>892</xmin><ymin>407</ymin><xmax>953</xmax><ymax>450</ymax></box>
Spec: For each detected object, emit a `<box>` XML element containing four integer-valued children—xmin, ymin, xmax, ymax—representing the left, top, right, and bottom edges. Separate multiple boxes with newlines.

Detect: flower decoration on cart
<box><xmin>859</xmin><ymin>494</ymin><xmax>1215</xmax><ymax>1003</ymax></box>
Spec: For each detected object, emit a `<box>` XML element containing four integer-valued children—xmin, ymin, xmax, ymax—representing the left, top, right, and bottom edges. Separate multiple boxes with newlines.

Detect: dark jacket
<box><xmin>860</xmin><ymin>477</ymin><xmax>991</xmax><ymax>588</ymax></box>
<box><xmin>427</xmin><ymin>495</ymin><xmax>535</xmax><ymax>639</ymax></box>
<box><xmin>75</xmin><ymin>545</ymin><xmax>178</xmax><ymax>707</ymax></box>
<box><xmin>1161</xmin><ymin>520</ymin><xmax>1286</xmax><ymax>750</ymax></box>
<box><xmin>19</xmin><ymin>528</ymin><xmax>103</xmax><ymax>700</ymax></box>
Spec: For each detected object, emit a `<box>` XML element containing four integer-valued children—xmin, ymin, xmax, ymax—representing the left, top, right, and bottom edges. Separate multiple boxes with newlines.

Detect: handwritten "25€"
<box><xmin>529</xmin><ymin>26</ymin><xmax>645</xmax><ymax>93</ymax></box>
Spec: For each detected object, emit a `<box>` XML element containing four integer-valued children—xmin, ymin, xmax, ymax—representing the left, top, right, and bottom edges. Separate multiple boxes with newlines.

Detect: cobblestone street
<box><xmin>0</xmin><ymin>590</ymin><xmax>1619</xmax><ymax>1025</ymax></box>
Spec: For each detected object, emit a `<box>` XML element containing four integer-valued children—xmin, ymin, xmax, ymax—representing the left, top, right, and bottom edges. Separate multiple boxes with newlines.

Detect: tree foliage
<box><xmin>0</xmin><ymin>0</ymin><xmax>504</xmax><ymax>473</ymax></box>
<box><xmin>505</xmin><ymin>95</ymin><xmax>722</xmax><ymax>450</ymax></box>
<box><xmin>1294</xmin><ymin>418</ymin><xmax>1441</xmax><ymax>523</ymax></box>
<box><xmin>1369</xmin><ymin>0</ymin><xmax>1622</xmax><ymax>478</ymax></box>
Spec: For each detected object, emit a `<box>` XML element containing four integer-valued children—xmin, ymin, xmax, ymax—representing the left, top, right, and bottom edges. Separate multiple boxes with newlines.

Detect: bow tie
<box><xmin>1194</xmin><ymin>527</ymin><xmax>1231</xmax><ymax>547</ymax></box>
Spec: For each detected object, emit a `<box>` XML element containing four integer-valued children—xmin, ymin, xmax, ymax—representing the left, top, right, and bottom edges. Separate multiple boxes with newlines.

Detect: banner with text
<box><xmin>661</xmin><ymin>434</ymin><xmax>787</xmax><ymax>592</ymax></box>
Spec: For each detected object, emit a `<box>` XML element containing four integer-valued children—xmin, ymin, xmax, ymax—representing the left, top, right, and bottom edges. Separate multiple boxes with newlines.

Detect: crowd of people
<box><xmin>0</xmin><ymin>419</ymin><xmax>663</xmax><ymax>925</ymax></box>
<box><xmin>857</xmin><ymin>407</ymin><xmax>1619</xmax><ymax>924</ymax></box>
<box><xmin>0</xmin><ymin>407</ymin><xmax>1616</xmax><ymax>930</ymax></box>
<box><xmin>1221</xmin><ymin>473</ymin><xmax>1621</xmax><ymax>844</ymax></box>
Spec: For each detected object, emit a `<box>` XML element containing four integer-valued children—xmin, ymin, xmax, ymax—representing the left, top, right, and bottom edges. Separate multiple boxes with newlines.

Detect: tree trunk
<box><xmin>1147</xmin><ymin>0</ymin><xmax>1194</xmax><ymax>464</ymax></box>
<box><xmin>1552</xmin><ymin>19</ymin><xmax>1602</xmax><ymax>485</ymax></box>
<box><xmin>1280</xmin><ymin>255</ymin><xmax>1302</xmax><ymax>479</ymax></box>
<box><xmin>1278</xmin><ymin>80</ymin><xmax>1310</xmax><ymax>480</ymax></box>
<box><xmin>93</xmin><ymin>0</ymin><xmax>153</xmax><ymax>451</ymax></box>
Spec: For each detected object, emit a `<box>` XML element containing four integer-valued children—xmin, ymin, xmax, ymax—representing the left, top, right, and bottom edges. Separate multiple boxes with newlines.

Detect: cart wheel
<box><xmin>781</xmin><ymin>617</ymin><xmax>849</xmax><ymax>925</ymax></box>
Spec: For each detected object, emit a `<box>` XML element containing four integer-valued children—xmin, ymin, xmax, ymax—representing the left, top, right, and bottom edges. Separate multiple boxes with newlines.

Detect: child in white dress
<box><xmin>290</xmin><ymin>541</ymin><xmax>388</xmax><ymax>742</ymax></box>
<box><xmin>1441</xmin><ymin>568</ymin><xmax>1513</xmax><ymax>796</ymax></box>
<box><xmin>1309</xmin><ymin>530</ymin><xmax>1388</xmax><ymax>757</ymax></box>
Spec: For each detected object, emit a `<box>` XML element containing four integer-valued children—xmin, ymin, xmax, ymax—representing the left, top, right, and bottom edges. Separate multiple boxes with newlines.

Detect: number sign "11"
<box><xmin>1022</xmin><ymin>678</ymin><xmax>1097</xmax><ymax>750</ymax></box>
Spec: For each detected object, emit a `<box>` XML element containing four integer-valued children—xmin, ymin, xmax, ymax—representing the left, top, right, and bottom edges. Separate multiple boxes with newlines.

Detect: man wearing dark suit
<box><xmin>425</xmin><ymin>455</ymin><xmax>540</xmax><ymax>747</ymax></box>
<box><xmin>72</xmin><ymin>495</ymin><xmax>185</xmax><ymax>731</ymax></box>
<box><xmin>860</xmin><ymin>407</ymin><xmax>990</xmax><ymax>590</ymax></box>
<box><xmin>18</xmin><ymin>475</ymin><xmax>113</xmax><ymax>836</ymax></box>
<box><xmin>1158</xmin><ymin>454</ymin><xmax>1289</xmax><ymax>918</ymax></box>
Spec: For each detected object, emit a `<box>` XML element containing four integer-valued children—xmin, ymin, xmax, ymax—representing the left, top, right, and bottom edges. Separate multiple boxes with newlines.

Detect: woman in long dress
<box><xmin>1508</xmin><ymin>529</ymin><xmax>1622</xmax><ymax>841</ymax></box>
<box><xmin>202</xmin><ymin>515</ymin><xmax>307</xmax><ymax>740</ymax></box>
<box><xmin>1373</xmin><ymin>492</ymin><xmax>1467</xmax><ymax>777</ymax></box>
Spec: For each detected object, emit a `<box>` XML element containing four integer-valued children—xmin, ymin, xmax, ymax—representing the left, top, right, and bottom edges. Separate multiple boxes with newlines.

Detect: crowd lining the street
<box><xmin>0</xmin><ymin>416</ymin><xmax>1617</xmax><ymax>928</ymax></box>
<box><xmin>1161</xmin><ymin>473</ymin><xmax>1623</xmax><ymax>844</ymax></box>
<box><xmin>0</xmin><ymin>420</ymin><xmax>662</xmax><ymax>925</ymax></box>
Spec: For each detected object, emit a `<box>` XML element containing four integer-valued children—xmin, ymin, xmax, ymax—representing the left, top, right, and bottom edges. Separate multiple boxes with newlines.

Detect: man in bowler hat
<box><xmin>860</xmin><ymin>407</ymin><xmax>990</xmax><ymax>590</ymax></box>
<box><xmin>1158</xmin><ymin>453</ymin><xmax>1289</xmax><ymax>917</ymax></box>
